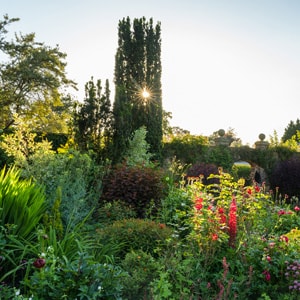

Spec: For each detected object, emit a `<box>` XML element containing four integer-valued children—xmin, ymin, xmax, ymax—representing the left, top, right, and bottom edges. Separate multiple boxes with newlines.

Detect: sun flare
<box><xmin>141</xmin><ymin>87</ymin><xmax>150</xmax><ymax>99</ymax></box>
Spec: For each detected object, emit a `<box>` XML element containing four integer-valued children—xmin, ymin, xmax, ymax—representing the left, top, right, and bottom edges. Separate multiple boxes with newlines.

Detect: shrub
<box><xmin>96</xmin><ymin>218</ymin><xmax>173</xmax><ymax>260</ymax></box>
<box><xmin>269</xmin><ymin>156</ymin><xmax>300</xmax><ymax>199</ymax></box>
<box><xmin>101</xmin><ymin>164</ymin><xmax>167</xmax><ymax>218</ymax></box>
<box><xmin>121</xmin><ymin>250</ymin><xmax>160</xmax><ymax>299</ymax></box>
<box><xmin>22</xmin><ymin>149</ymin><xmax>104</xmax><ymax>228</ymax></box>
<box><xmin>124</xmin><ymin>126</ymin><xmax>153</xmax><ymax>166</ymax></box>
<box><xmin>96</xmin><ymin>200</ymin><xmax>137</xmax><ymax>226</ymax></box>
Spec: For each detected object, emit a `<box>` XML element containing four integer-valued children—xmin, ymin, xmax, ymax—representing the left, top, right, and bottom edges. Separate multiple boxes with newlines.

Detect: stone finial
<box><xmin>215</xmin><ymin>129</ymin><xmax>233</xmax><ymax>146</ymax></box>
<box><xmin>255</xmin><ymin>133</ymin><xmax>269</xmax><ymax>150</ymax></box>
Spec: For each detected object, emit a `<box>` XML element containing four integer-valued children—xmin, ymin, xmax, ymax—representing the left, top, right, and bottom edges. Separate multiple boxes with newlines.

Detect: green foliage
<box><xmin>35</xmin><ymin>132</ymin><xmax>69</xmax><ymax>151</ymax></box>
<box><xmin>113</xmin><ymin>17</ymin><xmax>163</xmax><ymax>162</ymax></box>
<box><xmin>0</xmin><ymin>166</ymin><xmax>46</xmax><ymax>239</ymax></box>
<box><xmin>25</xmin><ymin>253</ymin><xmax>126</xmax><ymax>299</ymax></box>
<box><xmin>96</xmin><ymin>218</ymin><xmax>173</xmax><ymax>260</ymax></box>
<box><xmin>125</xmin><ymin>126</ymin><xmax>153</xmax><ymax>166</ymax></box>
<box><xmin>22</xmin><ymin>222</ymin><xmax>126</xmax><ymax>299</ymax></box>
<box><xmin>74</xmin><ymin>78</ymin><xmax>113</xmax><ymax>161</ymax></box>
<box><xmin>157</xmin><ymin>186</ymin><xmax>193</xmax><ymax>239</ymax></box>
<box><xmin>21</xmin><ymin>149</ymin><xmax>103</xmax><ymax>228</ymax></box>
<box><xmin>121</xmin><ymin>250</ymin><xmax>159</xmax><ymax>299</ymax></box>
<box><xmin>43</xmin><ymin>187</ymin><xmax>64</xmax><ymax>239</ymax></box>
<box><xmin>0</xmin><ymin>114</ymin><xmax>54</xmax><ymax>169</ymax></box>
<box><xmin>282</xmin><ymin>119</ymin><xmax>300</xmax><ymax>143</ymax></box>
<box><xmin>101</xmin><ymin>163</ymin><xmax>166</xmax><ymax>218</ymax></box>
<box><xmin>0</xmin><ymin>14</ymin><xmax>76</xmax><ymax>130</ymax></box>
<box><xmin>206</xmin><ymin>145</ymin><xmax>234</xmax><ymax>170</ymax></box>
<box><xmin>96</xmin><ymin>200</ymin><xmax>137</xmax><ymax>226</ymax></box>
<box><xmin>162</xmin><ymin>134</ymin><xmax>209</xmax><ymax>164</ymax></box>
<box><xmin>231</xmin><ymin>162</ymin><xmax>252</xmax><ymax>184</ymax></box>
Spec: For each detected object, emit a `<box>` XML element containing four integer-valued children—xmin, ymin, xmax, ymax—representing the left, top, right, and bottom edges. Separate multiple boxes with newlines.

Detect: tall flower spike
<box><xmin>228</xmin><ymin>196</ymin><xmax>237</xmax><ymax>248</ymax></box>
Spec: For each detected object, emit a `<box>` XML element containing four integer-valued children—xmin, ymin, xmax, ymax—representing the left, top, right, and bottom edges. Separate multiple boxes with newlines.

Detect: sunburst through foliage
<box><xmin>131</xmin><ymin>81</ymin><xmax>154</xmax><ymax>106</ymax></box>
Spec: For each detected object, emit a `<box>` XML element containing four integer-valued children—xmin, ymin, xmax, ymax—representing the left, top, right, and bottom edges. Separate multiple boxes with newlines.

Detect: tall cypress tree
<box><xmin>112</xmin><ymin>17</ymin><xmax>163</xmax><ymax>162</ymax></box>
<box><xmin>74</xmin><ymin>78</ymin><xmax>113</xmax><ymax>160</ymax></box>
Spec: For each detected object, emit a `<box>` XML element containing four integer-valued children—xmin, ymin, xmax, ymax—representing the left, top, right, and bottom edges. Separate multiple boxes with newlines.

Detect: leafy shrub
<box><xmin>25</xmin><ymin>254</ymin><xmax>126</xmax><ymax>300</ymax></box>
<box><xmin>121</xmin><ymin>250</ymin><xmax>160</xmax><ymax>299</ymax></box>
<box><xmin>96</xmin><ymin>200</ymin><xmax>137</xmax><ymax>226</ymax></box>
<box><xmin>22</xmin><ymin>149</ymin><xmax>103</xmax><ymax>228</ymax></box>
<box><xmin>101</xmin><ymin>164</ymin><xmax>167</xmax><ymax>218</ymax></box>
<box><xmin>186</xmin><ymin>162</ymin><xmax>219</xmax><ymax>185</ymax></box>
<box><xmin>96</xmin><ymin>218</ymin><xmax>173</xmax><ymax>260</ymax></box>
<box><xmin>205</xmin><ymin>145</ymin><xmax>234</xmax><ymax>171</ymax></box>
<box><xmin>158</xmin><ymin>186</ymin><xmax>193</xmax><ymax>239</ymax></box>
<box><xmin>125</xmin><ymin>126</ymin><xmax>153</xmax><ymax>166</ymax></box>
<box><xmin>269</xmin><ymin>156</ymin><xmax>300</xmax><ymax>199</ymax></box>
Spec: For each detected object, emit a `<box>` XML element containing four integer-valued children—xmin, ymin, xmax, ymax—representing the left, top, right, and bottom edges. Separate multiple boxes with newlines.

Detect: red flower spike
<box><xmin>228</xmin><ymin>197</ymin><xmax>237</xmax><ymax>248</ymax></box>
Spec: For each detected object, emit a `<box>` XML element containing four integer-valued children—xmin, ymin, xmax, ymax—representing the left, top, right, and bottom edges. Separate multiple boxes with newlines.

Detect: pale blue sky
<box><xmin>1</xmin><ymin>0</ymin><xmax>300</xmax><ymax>145</ymax></box>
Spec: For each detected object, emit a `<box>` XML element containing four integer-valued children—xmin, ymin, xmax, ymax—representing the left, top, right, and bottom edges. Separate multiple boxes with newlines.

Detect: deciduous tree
<box><xmin>0</xmin><ymin>15</ymin><xmax>76</xmax><ymax>130</ymax></box>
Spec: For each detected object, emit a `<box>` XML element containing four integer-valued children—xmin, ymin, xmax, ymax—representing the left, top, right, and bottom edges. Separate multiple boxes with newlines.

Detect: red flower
<box><xmin>33</xmin><ymin>258</ymin><xmax>46</xmax><ymax>269</ymax></box>
<box><xmin>278</xmin><ymin>209</ymin><xmax>286</xmax><ymax>215</ymax></box>
<box><xmin>159</xmin><ymin>223</ymin><xmax>166</xmax><ymax>229</ymax></box>
<box><xmin>255</xmin><ymin>185</ymin><xmax>260</xmax><ymax>192</ymax></box>
<box><xmin>247</xmin><ymin>188</ymin><xmax>252</xmax><ymax>195</ymax></box>
<box><xmin>228</xmin><ymin>197</ymin><xmax>237</xmax><ymax>248</ymax></box>
<box><xmin>195</xmin><ymin>197</ymin><xmax>203</xmax><ymax>210</ymax></box>
<box><xmin>217</xmin><ymin>207</ymin><xmax>227</xmax><ymax>224</ymax></box>
<box><xmin>294</xmin><ymin>206</ymin><xmax>300</xmax><ymax>212</ymax></box>
<box><xmin>212</xmin><ymin>233</ymin><xmax>218</xmax><ymax>241</ymax></box>
<box><xmin>263</xmin><ymin>270</ymin><xmax>271</xmax><ymax>281</ymax></box>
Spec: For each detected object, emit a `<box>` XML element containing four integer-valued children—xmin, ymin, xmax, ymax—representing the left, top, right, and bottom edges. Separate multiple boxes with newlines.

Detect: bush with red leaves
<box><xmin>100</xmin><ymin>163</ymin><xmax>167</xmax><ymax>218</ymax></box>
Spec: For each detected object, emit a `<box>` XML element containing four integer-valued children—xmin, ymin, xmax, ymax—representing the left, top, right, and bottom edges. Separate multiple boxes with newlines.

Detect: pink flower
<box><xmin>280</xmin><ymin>235</ymin><xmax>289</xmax><ymax>243</ymax></box>
<box><xmin>268</xmin><ymin>242</ymin><xmax>276</xmax><ymax>248</ymax></box>
<box><xmin>278</xmin><ymin>209</ymin><xmax>286</xmax><ymax>215</ymax></box>
<box><xmin>266</xmin><ymin>256</ymin><xmax>271</xmax><ymax>262</ymax></box>
<box><xmin>294</xmin><ymin>206</ymin><xmax>300</xmax><ymax>212</ymax></box>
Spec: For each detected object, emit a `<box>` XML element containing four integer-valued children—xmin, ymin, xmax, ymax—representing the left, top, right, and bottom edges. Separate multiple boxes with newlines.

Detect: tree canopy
<box><xmin>0</xmin><ymin>14</ymin><xmax>76</xmax><ymax>131</ymax></box>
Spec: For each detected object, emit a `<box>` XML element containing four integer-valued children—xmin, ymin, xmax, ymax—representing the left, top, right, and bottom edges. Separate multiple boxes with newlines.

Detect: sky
<box><xmin>1</xmin><ymin>0</ymin><xmax>300</xmax><ymax>146</ymax></box>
